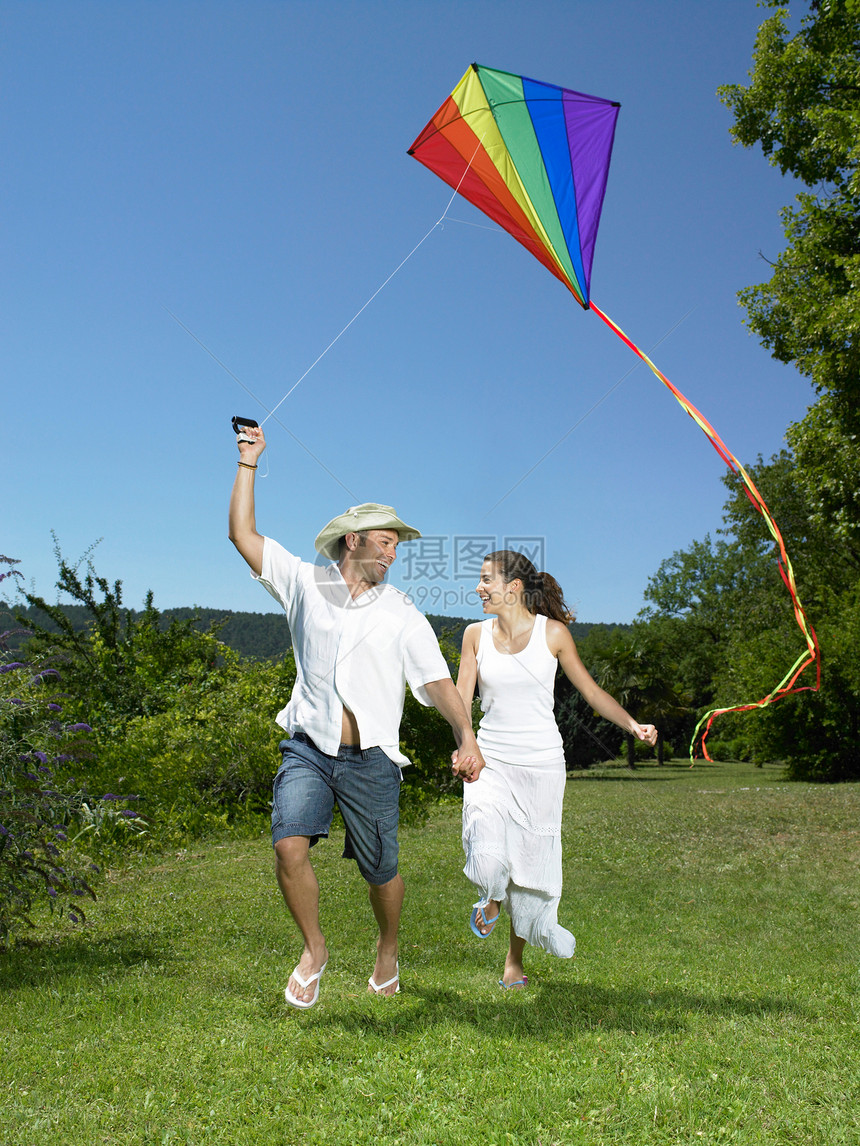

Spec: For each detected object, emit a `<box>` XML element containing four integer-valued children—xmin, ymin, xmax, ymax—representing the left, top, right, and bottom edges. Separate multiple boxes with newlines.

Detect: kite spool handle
<box><xmin>232</xmin><ymin>415</ymin><xmax>259</xmax><ymax>443</ymax></box>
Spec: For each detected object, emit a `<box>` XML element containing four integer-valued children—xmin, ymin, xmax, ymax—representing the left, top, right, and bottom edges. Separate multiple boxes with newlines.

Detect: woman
<box><xmin>455</xmin><ymin>550</ymin><xmax>657</xmax><ymax>989</ymax></box>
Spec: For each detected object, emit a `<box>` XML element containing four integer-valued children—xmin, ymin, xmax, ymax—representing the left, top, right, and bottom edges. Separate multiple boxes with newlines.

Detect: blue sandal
<box><xmin>499</xmin><ymin>975</ymin><xmax>528</xmax><ymax>990</ymax></box>
<box><xmin>469</xmin><ymin>902</ymin><xmax>500</xmax><ymax>938</ymax></box>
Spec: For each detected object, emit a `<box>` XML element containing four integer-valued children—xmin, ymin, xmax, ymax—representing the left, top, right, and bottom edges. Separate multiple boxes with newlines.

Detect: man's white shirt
<box><xmin>254</xmin><ymin>537</ymin><xmax>450</xmax><ymax>765</ymax></box>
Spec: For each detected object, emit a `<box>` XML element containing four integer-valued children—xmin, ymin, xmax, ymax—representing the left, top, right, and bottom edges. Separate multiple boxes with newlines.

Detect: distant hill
<box><xmin>3</xmin><ymin>603</ymin><xmax>294</xmax><ymax>661</ymax></box>
<box><xmin>423</xmin><ymin>614</ymin><xmax>630</xmax><ymax>652</ymax></box>
<box><xmin>3</xmin><ymin>601</ymin><xmax>631</xmax><ymax>661</ymax></box>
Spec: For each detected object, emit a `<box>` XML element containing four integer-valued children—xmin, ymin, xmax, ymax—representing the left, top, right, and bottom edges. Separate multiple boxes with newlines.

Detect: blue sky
<box><xmin>3</xmin><ymin>0</ymin><xmax>811</xmax><ymax>625</ymax></box>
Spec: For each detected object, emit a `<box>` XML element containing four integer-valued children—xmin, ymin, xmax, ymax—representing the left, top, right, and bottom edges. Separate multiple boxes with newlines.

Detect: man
<box><xmin>228</xmin><ymin>426</ymin><xmax>484</xmax><ymax>1008</ymax></box>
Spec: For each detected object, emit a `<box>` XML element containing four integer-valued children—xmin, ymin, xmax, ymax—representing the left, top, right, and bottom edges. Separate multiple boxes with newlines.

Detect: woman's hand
<box><xmin>632</xmin><ymin>723</ymin><xmax>658</xmax><ymax>747</ymax></box>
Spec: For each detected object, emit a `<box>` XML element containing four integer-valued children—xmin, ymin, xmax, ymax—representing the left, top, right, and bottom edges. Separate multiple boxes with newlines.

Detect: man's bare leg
<box><xmin>275</xmin><ymin>835</ymin><xmax>329</xmax><ymax>1004</ymax></box>
<box><xmin>367</xmin><ymin>873</ymin><xmax>404</xmax><ymax>995</ymax></box>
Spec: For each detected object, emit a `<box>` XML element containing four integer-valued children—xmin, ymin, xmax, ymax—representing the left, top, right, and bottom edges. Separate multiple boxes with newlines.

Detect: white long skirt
<box><xmin>462</xmin><ymin>750</ymin><xmax>576</xmax><ymax>958</ymax></box>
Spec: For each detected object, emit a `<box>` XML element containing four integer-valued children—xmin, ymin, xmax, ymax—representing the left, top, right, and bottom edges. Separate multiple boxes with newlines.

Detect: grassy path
<box><xmin>2</xmin><ymin>761</ymin><xmax>858</xmax><ymax>1144</ymax></box>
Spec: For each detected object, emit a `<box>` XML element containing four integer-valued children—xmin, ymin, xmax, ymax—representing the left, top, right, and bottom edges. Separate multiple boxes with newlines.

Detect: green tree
<box><xmin>632</xmin><ymin>4</ymin><xmax>860</xmax><ymax>778</ymax></box>
<box><xmin>640</xmin><ymin>532</ymin><xmax>775</xmax><ymax>718</ymax></box>
<box><xmin>18</xmin><ymin>547</ymin><xmax>229</xmax><ymax>738</ymax></box>
<box><xmin>554</xmin><ymin>669</ymin><xmax>622</xmax><ymax>770</ymax></box>
<box><xmin>577</xmin><ymin>627</ymin><xmax>684</xmax><ymax>766</ymax></box>
<box><xmin>712</xmin><ymin>454</ymin><xmax>859</xmax><ymax>778</ymax></box>
<box><xmin>641</xmin><ymin>451</ymin><xmax>860</xmax><ymax>779</ymax></box>
<box><xmin>719</xmin><ymin>0</ymin><xmax>860</xmax><ymax>545</ymax></box>
<box><xmin>786</xmin><ymin>397</ymin><xmax>860</xmax><ymax>562</ymax></box>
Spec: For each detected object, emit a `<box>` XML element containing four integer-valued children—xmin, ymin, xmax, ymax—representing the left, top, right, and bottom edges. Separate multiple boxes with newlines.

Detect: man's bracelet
<box><xmin>237</xmin><ymin>461</ymin><xmax>258</xmax><ymax>470</ymax></box>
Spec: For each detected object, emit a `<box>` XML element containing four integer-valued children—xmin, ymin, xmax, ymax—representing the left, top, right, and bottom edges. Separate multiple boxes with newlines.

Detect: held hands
<box><xmin>451</xmin><ymin>745</ymin><xmax>485</xmax><ymax>784</ymax></box>
<box><xmin>633</xmin><ymin>723</ymin><xmax>658</xmax><ymax>747</ymax></box>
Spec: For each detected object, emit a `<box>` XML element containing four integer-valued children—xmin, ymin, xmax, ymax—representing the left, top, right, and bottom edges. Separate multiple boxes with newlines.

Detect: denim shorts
<box><xmin>271</xmin><ymin>733</ymin><xmax>403</xmax><ymax>885</ymax></box>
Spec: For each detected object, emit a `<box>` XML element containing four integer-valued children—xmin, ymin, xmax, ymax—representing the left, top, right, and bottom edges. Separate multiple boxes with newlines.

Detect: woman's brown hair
<box><xmin>484</xmin><ymin>550</ymin><xmax>574</xmax><ymax>624</ymax></box>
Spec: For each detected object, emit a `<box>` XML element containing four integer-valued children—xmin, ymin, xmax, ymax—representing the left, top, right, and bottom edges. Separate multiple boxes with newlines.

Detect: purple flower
<box><xmin>0</xmin><ymin>824</ymin><xmax>9</xmax><ymax>836</ymax></box>
<box><xmin>0</xmin><ymin>662</ymin><xmax>24</xmax><ymax>673</ymax></box>
<box><xmin>120</xmin><ymin>810</ymin><xmax>139</xmax><ymax>818</ymax></box>
<box><xmin>54</xmin><ymin>830</ymin><xmax>68</xmax><ymax>841</ymax></box>
<box><xmin>65</xmin><ymin>723</ymin><xmax>93</xmax><ymax>733</ymax></box>
<box><xmin>48</xmin><ymin>887</ymin><xmax>57</xmax><ymax>898</ymax></box>
<box><xmin>33</xmin><ymin>752</ymin><xmax>48</xmax><ymax>764</ymax></box>
<box><xmin>68</xmin><ymin>912</ymin><xmax>80</xmax><ymax>923</ymax></box>
<box><xmin>48</xmin><ymin>703</ymin><xmax>62</xmax><ymax>712</ymax></box>
<box><xmin>100</xmin><ymin>794</ymin><xmax>122</xmax><ymax>801</ymax></box>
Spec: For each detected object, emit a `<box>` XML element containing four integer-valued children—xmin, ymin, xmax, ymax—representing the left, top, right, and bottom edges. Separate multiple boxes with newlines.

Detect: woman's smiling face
<box><xmin>476</xmin><ymin>560</ymin><xmax>518</xmax><ymax>612</ymax></box>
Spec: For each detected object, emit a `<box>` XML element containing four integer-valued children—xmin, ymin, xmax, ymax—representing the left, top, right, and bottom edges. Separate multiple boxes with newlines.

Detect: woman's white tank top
<box><xmin>475</xmin><ymin>613</ymin><xmax>564</xmax><ymax>764</ymax></box>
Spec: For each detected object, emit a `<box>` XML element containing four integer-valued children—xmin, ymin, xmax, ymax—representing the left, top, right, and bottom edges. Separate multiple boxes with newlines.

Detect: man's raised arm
<box><xmin>228</xmin><ymin>426</ymin><xmax>267</xmax><ymax>576</ymax></box>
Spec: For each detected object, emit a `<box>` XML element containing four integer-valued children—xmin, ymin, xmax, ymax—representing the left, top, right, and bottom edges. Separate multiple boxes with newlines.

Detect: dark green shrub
<box><xmin>1</xmin><ymin>557</ymin><xmax>146</xmax><ymax>942</ymax></box>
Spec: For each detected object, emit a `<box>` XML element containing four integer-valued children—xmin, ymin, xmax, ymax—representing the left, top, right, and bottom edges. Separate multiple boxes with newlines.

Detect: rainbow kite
<box><xmin>408</xmin><ymin>63</ymin><xmax>820</xmax><ymax>759</ymax></box>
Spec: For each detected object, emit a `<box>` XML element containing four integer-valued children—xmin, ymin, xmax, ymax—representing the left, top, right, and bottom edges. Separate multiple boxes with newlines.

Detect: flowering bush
<box><xmin>0</xmin><ymin>556</ymin><xmax>147</xmax><ymax>944</ymax></box>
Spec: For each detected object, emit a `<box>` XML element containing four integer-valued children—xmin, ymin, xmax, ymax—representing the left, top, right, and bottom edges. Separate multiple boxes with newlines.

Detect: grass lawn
<box><xmin>2</xmin><ymin>760</ymin><xmax>858</xmax><ymax>1145</ymax></box>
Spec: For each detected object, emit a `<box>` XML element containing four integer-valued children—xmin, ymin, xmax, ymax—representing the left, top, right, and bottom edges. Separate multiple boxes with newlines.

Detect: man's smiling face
<box><xmin>350</xmin><ymin>528</ymin><xmax>400</xmax><ymax>584</ymax></box>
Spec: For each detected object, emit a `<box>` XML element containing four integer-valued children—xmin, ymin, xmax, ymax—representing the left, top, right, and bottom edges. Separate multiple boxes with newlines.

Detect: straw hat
<box><xmin>314</xmin><ymin>503</ymin><xmax>421</xmax><ymax>560</ymax></box>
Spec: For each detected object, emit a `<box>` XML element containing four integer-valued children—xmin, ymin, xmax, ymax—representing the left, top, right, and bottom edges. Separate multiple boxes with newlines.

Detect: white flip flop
<box><xmin>284</xmin><ymin>960</ymin><xmax>328</xmax><ymax>1009</ymax></box>
<box><xmin>368</xmin><ymin>960</ymin><xmax>400</xmax><ymax>996</ymax></box>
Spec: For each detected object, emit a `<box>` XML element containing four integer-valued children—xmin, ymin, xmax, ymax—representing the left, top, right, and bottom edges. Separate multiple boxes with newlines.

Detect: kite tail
<box><xmin>589</xmin><ymin>301</ymin><xmax>820</xmax><ymax>762</ymax></box>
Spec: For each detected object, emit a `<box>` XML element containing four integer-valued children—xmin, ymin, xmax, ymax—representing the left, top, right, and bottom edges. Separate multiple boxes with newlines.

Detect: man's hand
<box><xmin>423</xmin><ymin>678</ymin><xmax>486</xmax><ymax>783</ymax></box>
<box><xmin>229</xmin><ymin>425</ymin><xmax>267</xmax><ymax>576</ymax></box>
<box><xmin>237</xmin><ymin>423</ymin><xmax>266</xmax><ymax>465</ymax></box>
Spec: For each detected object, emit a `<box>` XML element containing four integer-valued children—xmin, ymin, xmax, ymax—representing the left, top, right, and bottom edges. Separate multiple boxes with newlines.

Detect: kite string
<box><xmin>261</xmin><ymin>225</ymin><xmax>439</xmax><ymax>426</ymax></box>
<box><xmin>588</xmin><ymin>300</ymin><xmax>820</xmax><ymax>761</ymax></box>
<box><xmin>262</xmin><ymin>133</ymin><xmax>488</xmax><ymax>427</ymax></box>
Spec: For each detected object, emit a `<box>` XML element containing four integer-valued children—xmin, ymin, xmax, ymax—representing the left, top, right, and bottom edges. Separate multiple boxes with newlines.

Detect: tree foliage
<box><xmin>719</xmin><ymin>0</ymin><xmax>860</xmax><ymax>394</ymax></box>
<box><xmin>0</xmin><ymin>556</ymin><xmax>146</xmax><ymax>944</ymax></box>
<box><xmin>719</xmin><ymin>0</ymin><xmax>860</xmax><ymax>547</ymax></box>
<box><xmin>18</xmin><ymin>550</ymin><xmax>228</xmax><ymax>739</ymax></box>
<box><xmin>662</xmin><ymin>2</ymin><xmax>860</xmax><ymax>779</ymax></box>
<box><xmin>722</xmin><ymin>2</ymin><xmax>859</xmax><ymax>189</ymax></box>
<box><xmin>554</xmin><ymin>666</ymin><xmax>623</xmax><ymax>770</ymax></box>
<box><xmin>6</xmin><ymin>548</ymin><xmax>480</xmax><ymax>836</ymax></box>
<box><xmin>785</xmin><ymin>395</ymin><xmax>860</xmax><ymax>560</ymax></box>
<box><xmin>8</xmin><ymin>547</ymin><xmax>283</xmax><ymax>830</ymax></box>
<box><xmin>640</xmin><ymin>449</ymin><xmax>860</xmax><ymax>779</ymax></box>
<box><xmin>574</xmin><ymin>626</ymin><xmax>688</xmax><ymax>765</ymax></box>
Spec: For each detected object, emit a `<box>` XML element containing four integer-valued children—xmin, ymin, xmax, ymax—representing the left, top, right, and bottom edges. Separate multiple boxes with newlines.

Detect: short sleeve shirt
<box><xmin>253</xmin><ymin>537</ymin><xmax>450</xmax><ymax>766</ymax></box>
